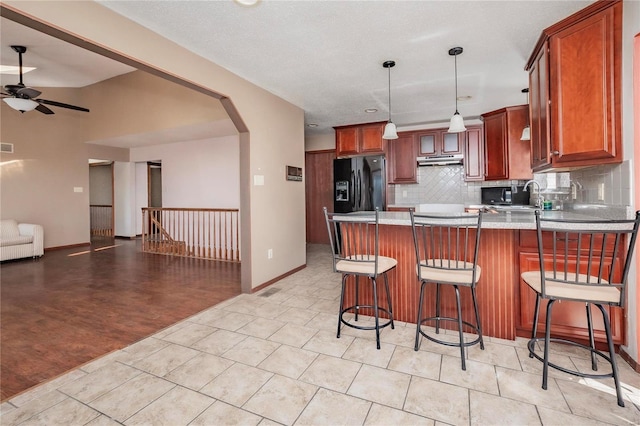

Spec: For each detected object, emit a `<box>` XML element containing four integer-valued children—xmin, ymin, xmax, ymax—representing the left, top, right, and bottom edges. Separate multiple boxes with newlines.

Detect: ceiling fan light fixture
<box><xmin>382</xmin><ymin>60</ymin><xmax>398</xmax><ymax>140</ymax></box>
<box><xmin>447</xmin><ymin>47</ymin><xmax>466</xmax><ymax>133</ymax></box>
<box><xmin>3</xmin><ymin>97</ymin><xmax>38</xmax><ymax>112</ymax></box>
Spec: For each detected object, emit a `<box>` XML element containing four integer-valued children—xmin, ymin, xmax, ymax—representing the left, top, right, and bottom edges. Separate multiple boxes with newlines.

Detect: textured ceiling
<box><xmin>2</xmin><ymin>1</ymin><xmax>594</xmax><ymax>139</ymax></box>
<box><xmin>98</xmin><ymin>0</ymin><xmax>593</xmax><ymax>135</ymax></box>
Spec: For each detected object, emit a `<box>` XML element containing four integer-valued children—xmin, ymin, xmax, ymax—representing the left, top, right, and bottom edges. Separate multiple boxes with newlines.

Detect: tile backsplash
<box><xmin>392</xmin><ymin>161</ymin><xmax>632</xmax><ymax>208</ymax></box>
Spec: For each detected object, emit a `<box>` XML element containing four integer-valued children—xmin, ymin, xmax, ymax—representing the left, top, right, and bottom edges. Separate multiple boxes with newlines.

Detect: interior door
<box><xmin>147</xmin><ymin>162</ymin><xmax>162</xmax><ymax>235</ymax></box>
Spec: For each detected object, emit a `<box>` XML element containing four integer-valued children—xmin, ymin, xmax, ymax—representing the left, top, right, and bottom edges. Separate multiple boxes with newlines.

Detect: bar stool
<box><xmin>323</xmin><ymin>207</ymin><xmax>396</xmax><ymax>349</ymax></box>
<box><xmin>521</xmin><ymin>210</ymin><xmax>640</xmax><ymax>407</ymax></box>
<box><xmin>410</xmin><ymin>211</ymin><xmax>484</xmax><ymax>370</ymax></box>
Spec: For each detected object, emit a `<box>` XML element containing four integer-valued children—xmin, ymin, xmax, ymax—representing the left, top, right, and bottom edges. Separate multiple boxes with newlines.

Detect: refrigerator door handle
<box><xmin>350</xmin><ymin>170</ymin><xmax>356</xmax><ymax>211</ymax></box>
<box><xmin>357</xmin><ymin>170</ymin><xmax>362</xmax><ymax>210</ymax></box>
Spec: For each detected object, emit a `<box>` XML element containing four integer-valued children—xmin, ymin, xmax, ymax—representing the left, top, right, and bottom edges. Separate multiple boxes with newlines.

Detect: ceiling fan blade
<box><xmin>16</xmin><ymin>87</ymin><xmax>41</xmax><ymax>99</ymax></box>
<box><xmin>35</xmin><ymin>104</ymin><xmax>55</xmax><ymax>115</ymax></box>
<box><xmin>36</xmin><ymin>99</ymin><xmax>90</xmax><ymax>113</ymax></box>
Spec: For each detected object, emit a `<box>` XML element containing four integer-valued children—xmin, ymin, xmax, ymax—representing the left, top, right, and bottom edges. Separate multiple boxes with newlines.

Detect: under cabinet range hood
<box><xmin>417</xmin><ymin>154</ymin><xmax>463</xmax><ymax>166</ymax></box>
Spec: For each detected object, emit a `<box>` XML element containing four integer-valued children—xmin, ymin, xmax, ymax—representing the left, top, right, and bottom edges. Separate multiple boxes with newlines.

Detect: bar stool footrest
<box><xmin>340</xmin><ymin>304</ymin><xmax>393</xmax><ymax>331</ymax></box>
<box><xmin>528</xmin><ymin>337</ymin><xmax>615</xmax><ymax>380</ymax></box>
<box><xmin>417</xmin><ymin>316</ymin><xmax>482</xmax><ymax>348</ymax></box>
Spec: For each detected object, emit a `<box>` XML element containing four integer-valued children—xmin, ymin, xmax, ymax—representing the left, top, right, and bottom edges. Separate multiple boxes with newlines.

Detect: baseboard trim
<box><xmin>619</xmin><ymin>347</ymin><xmax>640</xmax><ymax>373</ymax></box>
<box><xmin>251</xmin><ymin>264</ymin><xmax>307</xmax><ymax>293</ymax></box>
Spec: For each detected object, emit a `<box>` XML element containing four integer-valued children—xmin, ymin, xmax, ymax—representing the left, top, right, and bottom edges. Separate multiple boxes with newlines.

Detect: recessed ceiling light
<box><xmin>457</xmin><ymin>95</ymin><xmax>472</xmax><ymax>101</ymax></box>
<box><xmin>307</xmin><ymin>123</ymin><xmax>318</xmax><ymax>128</ymax></box>
<box><xmin>0</xmin><ymin>65</ymin><xmax>36</xmax><ymax>75</ymax></box>
<box><xmin>365</xmin><ymin>108</ymin><xmax>378</xmax><ymax>113</ymax></box>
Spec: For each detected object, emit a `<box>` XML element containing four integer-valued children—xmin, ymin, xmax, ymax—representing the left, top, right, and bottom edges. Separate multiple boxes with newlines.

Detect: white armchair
<box><xmin>0</xmin><ymin>219</ymin><xmax>44</xmax><ymax>261</ymax></box>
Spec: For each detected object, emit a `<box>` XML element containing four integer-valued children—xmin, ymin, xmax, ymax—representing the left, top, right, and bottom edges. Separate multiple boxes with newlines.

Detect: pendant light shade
<box><xmin>383</xmin><ymin>122</ymin><xmax>397</xmax><ymax>139</ymax></box>
<box><xmin>447</xmin><ymin>47</ymin><xmax>466</xmax><ymax>133</ymax></box>
<box><xmin>382</xmin><ymin>60</ymin><xmax>398</xmax><ymax>140</ymax></box>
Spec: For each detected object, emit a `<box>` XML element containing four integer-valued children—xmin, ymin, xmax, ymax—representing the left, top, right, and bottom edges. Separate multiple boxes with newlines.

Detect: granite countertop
<box><xmin>378</xmin><ymin>208</ymin><xmax>635</xmax><ymax>230</ymax></box>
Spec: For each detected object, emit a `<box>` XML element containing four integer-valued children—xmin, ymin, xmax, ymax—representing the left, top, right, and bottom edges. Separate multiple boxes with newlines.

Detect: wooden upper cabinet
<box><xmin>335</xmin><ymin>122</ymin><xmax>385</xmax><ymax>157</ymax></box>
<box><xmin>526</xmin><ymin>0</ymin><xmax>622</xmax><ymax>171</ymax></box>
<box><xmin>482</xmin><ymin>105</ymin><xmax>532</xmax><ymax>181</ymax></box>
<box><xmin>388</xmin><ymin>132</ymin><xmax>418</xmax><ymax>184</ymax></box>
<box><xmin>416</xmin><ymin>129</ymin><xmax>462</xmax><ymax>156</ymax></box>
<box><xmin>463</xmin><ymin>125</ymin><xmax>484</xmax><ymax>182</ymax></box>
<box><xmin>528</xmin><ymin>44</ymin><xmax>551</xmax><ymax>170</ymax></box>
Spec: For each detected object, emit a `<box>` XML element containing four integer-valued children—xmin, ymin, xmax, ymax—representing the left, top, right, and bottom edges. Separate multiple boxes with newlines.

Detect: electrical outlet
<box><xmin>267</xmin><ymin>249</ymin><xmax>273</xmax><ymax>259</ymax></box>
<box><xmin>571</xmin><ymin>185</ymin><xmax>577</xmax><ymax>200</ymax></box>
<box><xmin>597</xmin><ymin>183</ymin><xmax>605</xmax><ymax>201</ymax></box>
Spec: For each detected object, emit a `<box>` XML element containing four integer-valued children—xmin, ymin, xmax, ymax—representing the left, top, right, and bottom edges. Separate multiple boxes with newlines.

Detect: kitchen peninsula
<box><xmin>356</xmin><ymin>208</ymin><xmax>631</xmax><ymax>347</ymax></box>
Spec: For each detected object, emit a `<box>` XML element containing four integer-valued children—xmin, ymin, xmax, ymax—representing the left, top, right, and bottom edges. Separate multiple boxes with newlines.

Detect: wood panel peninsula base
<box><xmin>339</xmin><ymin>211</ymin><xmax>626</xmax><ymax>346</ymax></box>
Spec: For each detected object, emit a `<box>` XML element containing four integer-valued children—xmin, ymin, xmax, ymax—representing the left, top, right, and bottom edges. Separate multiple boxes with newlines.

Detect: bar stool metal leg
<box><xmin>454</xmin><ymin>285</ymin><xmax>466</xmax><ymax>370</ymax></box>
<box><xmin>471</xmin><ymin>286</ymin><xmax>484</xmax><ymax>350</ymax></box>
<box><xmin>586</xmin><ymin>303</ymin><xmax>598</xmax><ymax>371</ymax></box>
<box><xmin>542</xmin><ymin>299</ymin><xmax>556</xmax><ymax>390</ymax></box>
<box><xmin>415</xmin><ymin>282</ymin><xmax>426</xmax><ymax>351</ymax></box>
<box><xmin>435</xmin><ymin>283</ymin><xmax>441</xmax><ymax>334</ymax></box>
<box><xmin>372</xmin><ymin>278</ymin><xmax>380</xmax><ymax>349</ymax></box>
<box><xmin>597</xmin><ymin>304</ymin><xmax>625</xmax><ymax>407</ymax></box>
<box><xmin>529</xmin><ymin>293</ymin><xmax>541</xmax><ymax>358</ymax></box>
<box><xmin>384</xmin><ymin>274</ymin><xmax>394</xmax><ymax>330</ymax></box>
<box><xmin>337</xmin><ymin>274</ymin><xmax>347</xmax><ymax>338</ymax></box>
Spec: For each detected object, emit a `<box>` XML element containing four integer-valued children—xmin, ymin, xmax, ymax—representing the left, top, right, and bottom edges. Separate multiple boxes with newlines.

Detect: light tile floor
<box><xmin>2</xmin><ymin>244</ymin><xmax>640</xmax><ymax>425</ymax></box>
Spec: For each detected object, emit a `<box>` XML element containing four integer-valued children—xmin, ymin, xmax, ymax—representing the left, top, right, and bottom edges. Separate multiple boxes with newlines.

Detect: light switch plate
<box><xmin>74</xmin><ymin>187</ymin><xmax>83</xmax><ymax>193</ymax></box>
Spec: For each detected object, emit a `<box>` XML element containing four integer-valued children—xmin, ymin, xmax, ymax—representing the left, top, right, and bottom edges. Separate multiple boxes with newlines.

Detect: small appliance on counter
<box><xmin>481</xmin><ymin>186</ymin><xmax>530</xmax><ymax>206</ymax></box>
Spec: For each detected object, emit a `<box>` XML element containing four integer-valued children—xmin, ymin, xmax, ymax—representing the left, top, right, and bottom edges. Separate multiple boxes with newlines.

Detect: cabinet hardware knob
<box><xmin>551</xmin><ymin>150</ymin><xmax>560</xmax><ymax>156</ymax></box>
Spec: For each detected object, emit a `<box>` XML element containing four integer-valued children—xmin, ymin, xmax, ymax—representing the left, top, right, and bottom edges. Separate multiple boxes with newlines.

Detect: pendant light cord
<box><xmin>454</xmin><ymin>53</ymin><xmax>458</xmax><ymax>114</ymax></box>
<box><xmin>387</xmin><ymin>65</ymin><xmax>392</xmax><ymax>122</ymax></box>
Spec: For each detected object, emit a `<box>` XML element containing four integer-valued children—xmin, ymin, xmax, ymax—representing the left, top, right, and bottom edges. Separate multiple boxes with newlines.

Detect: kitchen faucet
<box><xmin>524</xmin><ymin>180</ymin><xmax>543</xmax><ymax>208</ymax></box>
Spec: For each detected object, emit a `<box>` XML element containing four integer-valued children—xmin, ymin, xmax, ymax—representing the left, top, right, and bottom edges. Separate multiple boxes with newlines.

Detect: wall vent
<box><xmin>0</xmin><ymin>143</ymin><xmax>14</xmax><ymax>153</ymax></box>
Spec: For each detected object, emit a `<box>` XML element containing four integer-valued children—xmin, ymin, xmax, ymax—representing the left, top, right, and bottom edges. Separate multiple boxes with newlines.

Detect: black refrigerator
<box><xmin>334</xmin><ymin>155</ymin><xmax>386</xmax><ymax>213</ymax></box>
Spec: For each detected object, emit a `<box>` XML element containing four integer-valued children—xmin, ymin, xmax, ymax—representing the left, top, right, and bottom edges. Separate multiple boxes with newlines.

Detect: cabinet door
<box><xmin>417</xmin><ymin>130</ymin><xmax>461</xmax><ymax>156</ymax></box>
<box><xmin>529</xmin><ymin>45</ymin><xmax>551</xmax><ymax>171</ymax></box>
<box><xmin>388</xmin><ymin>133</ymin><xmax>418</xmax><ymax>184</ymax></box>
<box><xmin>417</xmin><ymin>132</ymin><xmax>436</xmax><ymax>156</ymax></box>
<box><xmin>483</xmin><ymin>113</ymin><xmax>508</xmax><ymax>180</ymax></box>
<box><xmin>441</xmin><ymin>132</ymin><xmax>462</xmax><ymax>155</ymax></box>
<box><xmin>359</xmin><ymin>122</ymin><xmax>384</xmax><ymax>154</ymax></box>
<box><xmin>464</xmin><ymin>126</ymin><xmax>484</xmax><ymax>181</ymax></box>
<box><xmin>335</xmin><ymin>127</ymin><xmax>359</xmax><ymax>157</ymax></box>
<box><xmin>549</xmin><ymin>4</ymin><xmax>621</xmax><ymax>166</ymax></box>
<box><xmin>518</xmin><ymin>251</ymin><xmax>623</xmax><ymax>344</ymax></box>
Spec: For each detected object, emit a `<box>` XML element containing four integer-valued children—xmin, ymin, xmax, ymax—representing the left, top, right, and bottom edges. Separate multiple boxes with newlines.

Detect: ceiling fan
<box><xmin>1</xmin><ymin>45</ymin><xmax>89</xmax><ymax>114</ymax></box>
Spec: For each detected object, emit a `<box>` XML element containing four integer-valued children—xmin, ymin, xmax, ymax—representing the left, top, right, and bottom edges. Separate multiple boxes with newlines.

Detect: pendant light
<box><xmin>520</xmin><ymin>88</ymin><xmax>531</xmax><ymax>141</ymax></box>
<box><xmin>382</xmin><ymin>60</ymin><xmax>398</xmax><ymax>140</ymax></box>
<box><xmin>447</xmin><ymin>47</ymin><xmax>466</xmax><ymax>133</ymax></box>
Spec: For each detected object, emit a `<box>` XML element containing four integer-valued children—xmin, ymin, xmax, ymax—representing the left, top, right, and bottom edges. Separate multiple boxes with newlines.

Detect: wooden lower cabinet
<box><xmin>517</xmin><ymin>251</ymin><xmax>624</xmax><ymax>345</ymax></box>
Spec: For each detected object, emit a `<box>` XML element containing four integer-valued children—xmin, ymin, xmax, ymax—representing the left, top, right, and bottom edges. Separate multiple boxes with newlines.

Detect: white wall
<box><xmin>130</xmin><ymin>137</ymin><xmax>240</xmax><ymax>209</ymax></box>
<box><xmin>113</xmin><ymin>161</ymin><xmax>136</xmax><ymax>238</ymax></box>
<box><xmin>134</xmin><ymin>162</ymin><xmax>148</xmax><ymax>235</ymax></box>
